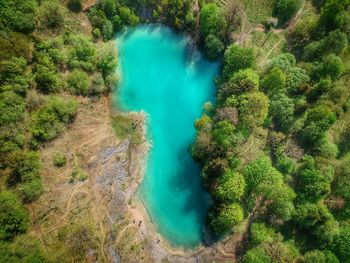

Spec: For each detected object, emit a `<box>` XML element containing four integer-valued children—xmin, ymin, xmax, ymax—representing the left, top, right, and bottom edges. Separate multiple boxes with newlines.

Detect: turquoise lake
<box><xmin>114</xmin><ymin>25</ymin><xmax>219</xmax><ymax>247</ymax></box>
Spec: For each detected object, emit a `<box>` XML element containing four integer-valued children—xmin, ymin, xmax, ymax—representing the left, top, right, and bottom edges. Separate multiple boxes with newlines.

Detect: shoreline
<box><xmin>110</xmin><ymin>26</ymin><xmax>223</xmax><ymax>261</ymax></box>
<box><xmin>124</xmin><ymin>109</ymin><xmax>212</xmax><ymax>256</ymax></box>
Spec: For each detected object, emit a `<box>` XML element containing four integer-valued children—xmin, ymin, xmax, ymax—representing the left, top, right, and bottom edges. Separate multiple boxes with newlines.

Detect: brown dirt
<box><xmin>28</xmin><ymin>96</ymin><xmax>119</xmax><ymax>262</ymax></box>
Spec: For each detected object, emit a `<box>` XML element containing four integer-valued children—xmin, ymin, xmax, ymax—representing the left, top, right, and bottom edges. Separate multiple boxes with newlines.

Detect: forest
<box><xmin>1</xmin><ymin>0</ymin><xmax>350</xmax><ymax>262</ymax></box>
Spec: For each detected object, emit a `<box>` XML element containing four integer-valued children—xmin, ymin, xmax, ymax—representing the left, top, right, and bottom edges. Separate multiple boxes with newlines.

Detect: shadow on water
<box><xmin>169</xmin><ymin>143</ymin><xmax>212</xmax><ymax>244</ymax></box>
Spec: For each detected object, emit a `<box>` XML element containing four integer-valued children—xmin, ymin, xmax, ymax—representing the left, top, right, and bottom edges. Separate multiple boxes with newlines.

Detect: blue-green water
<box><xmin>115</xmin><ymin>25</ymin><xmax>219</xmax><ymax>247</ymax></box>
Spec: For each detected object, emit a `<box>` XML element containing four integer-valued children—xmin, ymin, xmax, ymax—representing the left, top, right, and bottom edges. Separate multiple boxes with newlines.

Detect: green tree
<box><xmin>332</xmin><ymin>225</ymin><xmax>350</xmax><ymax>263</ymax></box>
<box><xmin>239</xmin><ymin>92</ymin><xmax>269</xmax><ymax>128</ymax></box>
<box><xmin>0</xmin><ymin>235</ymin><xmax>45</xmax><ymax>263</ymax></box>
<box><xmin>35</xmin><ymin>64</ymin><xmax>61</xmax><ymax>93</ymax></box>
<box><xmin>68</xmin><ymin>34</ymin><xmax>96</xmax><ymax>71</ymax></box>
<box><xmin>312</xmin><ymin>54</ymin><xmax>344</xmax><ymax>81</ymax></box>
<box><xmin>67</xmin><ymin>0</ymin><xmax>82</xmax><ymax>13</ymax></box>
<box><xmin>320</xmin><ymin>0</ymin><xmax>350</xmax><ymax>32</ymax></box>
<box><xmin>67</xmin><ymin>69</ymin><xmax>90</xmax><ymax>96</ymax></box>
<box><xmin>97</xmin><ymin>0</ymin><xmax>116</xmax><ymax>19</ymax></box>
<box><xmin>295</xmin><ymin>156</ymin><xmax>333</xmax><ymax>203</ymax></box>
<box><xmin>301</xmin><ymin>105</ymin><xmax>336</xmax><ymax>147</ymax></box>
<box><xmin>250</xmin><ymin>223</ymin><xmax>279</xmax><ymax>246</ymax></box>
<box><xmin>270</xmin><ymin>93</ymin><xmax>295</xmax><ymax>132</ymax></box>
<box><xmin>313</xmin><ymin>220</ymin><xmax>340</xmax><ymax>247</ymax></box>
<box><xmin>0</xmin><ymin>191</ymin><xmax>28</xmax><ymax>240</ymax></box>
<box><xmin>212</xmin><ymin>121</ymin><xmax>236</xmax><ymax>150</ymax></box>
<box><xmin>214</xmin><ymin>170</ymin><xmax>246</xmax><ymax>203</ymax></box>
<box><xmin>199</xmin><ymin>3</ymin><xmax>226</xmax><ymax>38</ymax></box>
<box><xmin>294</xmin><ymin>203</ymin><xmax>332</xmax><ymax>228</ymax></box>
<box><xmin>0</xmin><ymin>0</ymin><xmax>37</xmax><ymax>33</ymax></box>
<box><xmin>243</xmin><ymin>247</ymin><xmax>272</xmax><ymax>263</ymax></box>
<box><xmin>303</xmin><ymin>250</ymin><xmax>327</xmax><ymax>263</ymax></box>
<box><xmin>204</xmin><ymin>34</ymin><xmax>224</xmax><ymax>60</ymax></box>
<box><xmin>209</xmin><ymin>203</ymin><xmax>244</xmax><ymax>235</ymax></box>
<box><xmin>273</xmin><ymin>0</ymin><xmax>299</xmax><ymax>26</ymax></box>
<box><xmin>30</xmin><ymin>97</ymin><xmax>78</xmax><ymax>143</ymax></box>
<box><xmin>119</xmin><ymin>7</ymin><xmax>139</xmax><ymax>26</ymax></box>
<box><xmin>261</xmin><ymin>67</ymin><xmax>286</xmax><ymax>94</ymax></box>
<box><xmin>39</xmin><ymin>2</ymin><xmax>65</xmax><ymax>29</ymax></box>
<box><xmin>228</xmin><ymin>68</ymin><xmax>260</xmax><ymax>94</ymax></box>
<box><xmin>223</xmin><ymin>45</ymin><xmax>255</xmax><ymax>79</ymax></box>
<box><xmin>243</xmin><ymin>156</ymin><xmax>295</xmax><ymax>221</ymax></box>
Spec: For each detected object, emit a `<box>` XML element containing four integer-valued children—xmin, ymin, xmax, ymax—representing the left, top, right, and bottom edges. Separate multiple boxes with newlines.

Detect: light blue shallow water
<box><xmin>114</xmin><ymin>25</ymin><xmax>219</xmax><ymax>247</ymax></box>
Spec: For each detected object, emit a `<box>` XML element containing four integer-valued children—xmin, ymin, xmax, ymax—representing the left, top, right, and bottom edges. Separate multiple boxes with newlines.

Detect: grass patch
<box><xmin>242</xmin><ymin>0</ymin><xmax>274</xmax><ymax>24</ymax></box>
<box><xmin>111</xmin><ymin>114</ymin><xmax>142</xmax><ymax>144</ymax></box>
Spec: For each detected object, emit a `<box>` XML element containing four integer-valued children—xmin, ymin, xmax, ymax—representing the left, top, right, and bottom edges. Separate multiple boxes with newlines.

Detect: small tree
<box><xmin>223</xmin><ymin>45</ymin><xmax>255</xmax><ymax>79</ymax></box>
<box><xmin>204</xmin><ymin>34</ymin><xmax>224</xmax><ymax>60</ymax></box>
<box><xmin>209</xmin><ymin>203</ymin><xmax>244</xmax><ymax>235</ymax></box>
<box><xmin>67</xmin><ymin>0</ymin><xmax>82</xmax><ymax>13</ymax></box>
<box><xmin>273</xmin><ymin>0</ymin><xmax>299</xmax><ymax>26</ymax></box>
<box><xmin>214</xmin><ymin>170</ymin><xmax>246</xmax><ymax>203</ymax></box>
<box><xmin>67</xmin><ymin>69</ymin><xmax>90</xmax><ymax>96</ymax></box>
<box><xmin>199</xmin><ymin>3</ymin><xmax>226</xmax><ymax>38</ymax></box>
<box><xmin>0</xmin><ymin>191</ymin><xmax>29</xmax><ymax>240</ymax></box>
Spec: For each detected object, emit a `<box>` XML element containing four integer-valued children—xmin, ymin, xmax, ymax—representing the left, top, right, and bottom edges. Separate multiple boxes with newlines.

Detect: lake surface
<box><xmin>114</xmin><ymin>25</ymin><xmax>219</xmax><ymax>247</ymax></box>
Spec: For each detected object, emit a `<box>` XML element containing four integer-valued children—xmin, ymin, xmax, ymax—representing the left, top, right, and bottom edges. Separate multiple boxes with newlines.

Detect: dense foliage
<box><xmin>191</xmin><ymin>0</ymin><xmax>350</xmax><ymax>262</ymax></box>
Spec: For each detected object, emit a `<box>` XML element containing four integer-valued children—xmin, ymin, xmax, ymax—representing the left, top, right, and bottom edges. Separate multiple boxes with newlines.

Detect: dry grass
<box><xmin>28</xmin><ymin>96</ymin><xmax>118</xmax><ymax>262</ymax></box>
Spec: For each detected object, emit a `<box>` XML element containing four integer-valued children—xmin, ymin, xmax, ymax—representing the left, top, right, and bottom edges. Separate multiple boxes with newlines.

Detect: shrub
<box><xmin>35</xmin><ymin>64</ymin><xmax>62</xmax><ymax>93</ymax></box>
<box><xmin>250</xmin><ymin>223</ymin><xmax>279</xmax><ymax>246</ymax></box>
<box><xmin>204</xmin><ymin>34</ymin><xmax>224</xmax><ymax>60</ymax></box>
<box><xmin>199</xmin><ymin>3</ymin><xmax>226</xmax><ymax>38</ymax></box>
<box><xmin>67</xmin><ymin>69</ymin><xmax>90</xmax><ymax>96</ymax></box>
<box><xmin>0</xmin><ymin>191</ymin><xmax>28</xmax><ymax>240</ymax></box>
<box><xmin>223</xmin><ymin>45</ymin><xmax>255</xmax><ymax>79</ymax></box>
<box><xmin>0</xmin><ymin>235</ymin><xmax>45</xmax><ymax>263</ymax></box>
<box><xmin>228</xmin><ymin>68</ymin><xmax>260</xmax><ymax>94</ymax></box>
<box><xmin>209</xmin><ymin>203</ymin><xmax>244</xmax><ymax>235</ymax></box>
<box><xmin>39</xmin><ymin>2</ymin><xmax>65</xmax><ymax>29</ymax></box>
<box><xmin>239</xmin><ymin>92</ymin><xmax>269</xmax><ymax>128</ymax></box>
<box><xmin>67</xmin><ymin>0</ymin><xmax>82</xmax><ymax>13</ymax></box>
<box><xmin>0</xmin><ymin>0</ymin><xmax>37</xmax><ymax>33</ymax></box>
<box><xmin>214</xmin><ymin>170</ymin><xmax>246</xmax><ymax>203</ymax></box>
<box><xmin>30</xmin><ymin>97</ymin><xmax>78</xmax><ymax>142</ymax></box>
<box><xmin>119</xmin><ymin>7</ymin><xmax>139</xmax><ymax>26</ymax></box>
<box><xmin>273</xmin><ymin>0</ymin><xmax>299</xmax><ymax>26</ymax></box>
<box><xmin>243</xmin><ymin>247</ymin><xmax>272</xmax><ymax>263</ymax></box>
<box><xmin>53</xmin><ymin>152</ymin><xmax>67</xmax><ymax>167</ymax></box>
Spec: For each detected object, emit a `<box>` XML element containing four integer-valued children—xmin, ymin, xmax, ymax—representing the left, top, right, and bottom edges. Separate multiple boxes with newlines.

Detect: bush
<box><xmin>223</xmin><ymin>45</ymin><xmax>255</xmax><ymax>79</ymax></box>
<box><xmin>273</xmin><ymin>0</ymin><xmax>299</xmax><ymax>26</ymax></box>
<box><xmin>119</xmin><ymin>7</ymin><xmax>139</xmax><ymax>26</ymax></box>
<box><xmin>0</xmin><ymin>191</ymin><xmax>28</xmax><ymax>240</ymax></box>
<box><xmin>199</xmin><ymin>3</ymin><xmax>226</xmax><ymax>38</ymax></box>
<box><xmin>243</xmin><ymin>247</ymin><xmax>272</xmax><ymax>263</ymax></box>
<box><xmin>0</xmin><ymin>0</ymin><xmax>37</xmax><ymax>33</ymax></box>
<box><xmin>0</xmin><ymin>33</ymin><xmax>31</xmax><ymax>61</ymax></box>
<box><xmin>35</xmin><ymin>64</ymin><xmax>62</xmax><ymax>93</ymax></box>
<box><xmin>204</xmin><ymin>34</ymin><xmax>224</xmax><ymax>60</ymax></box>
<box><xmin>30</xmin><ymin>97</ymin><xmax>78</xmax><ymax>142</ymax></box>
<box><xmin>250</xmin><ymin>223</ymin><xmax>279</xmax><ymax>246</ymax></box>
<box><xmin>67</xmin><ymin>69</ymin><xmax>90</xmax><ymax>96</ymax></box>
<box><xmin>214</xmin><ymin>170</ymin><xmax>246</xmax><ymax>203</ymax></box>
<box><xmin>67</xmin><ymin>0</ymin><xmax>82</xmax><ymax>13</ymax></box>
<box><xmin>68</xmin><ymin>35</ymin><xmax>96</xmax><ymax>71</ymax></box>
<box><xmin>0</xmin><ymin>235</ymin><xmax>45</xmax><ymax>263</ymax></box>
<box><xmin>209</xmin><ymin>203</ymin><xmax>244</xmax><ymax>235</ymax></box>
<box><xmin>239</xmin><ymin>92</ymin><xmax>269</xmax><ymax>128</ymax></box>
<box><xmin>39</xmin><ymin>2</ymin><xmax>65</xmax><ymax>30</ymax></box>
<box><xmin>53</xmin><ymin>152</ymin><xmax>67</xmax><ymax>167</ymax></box>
